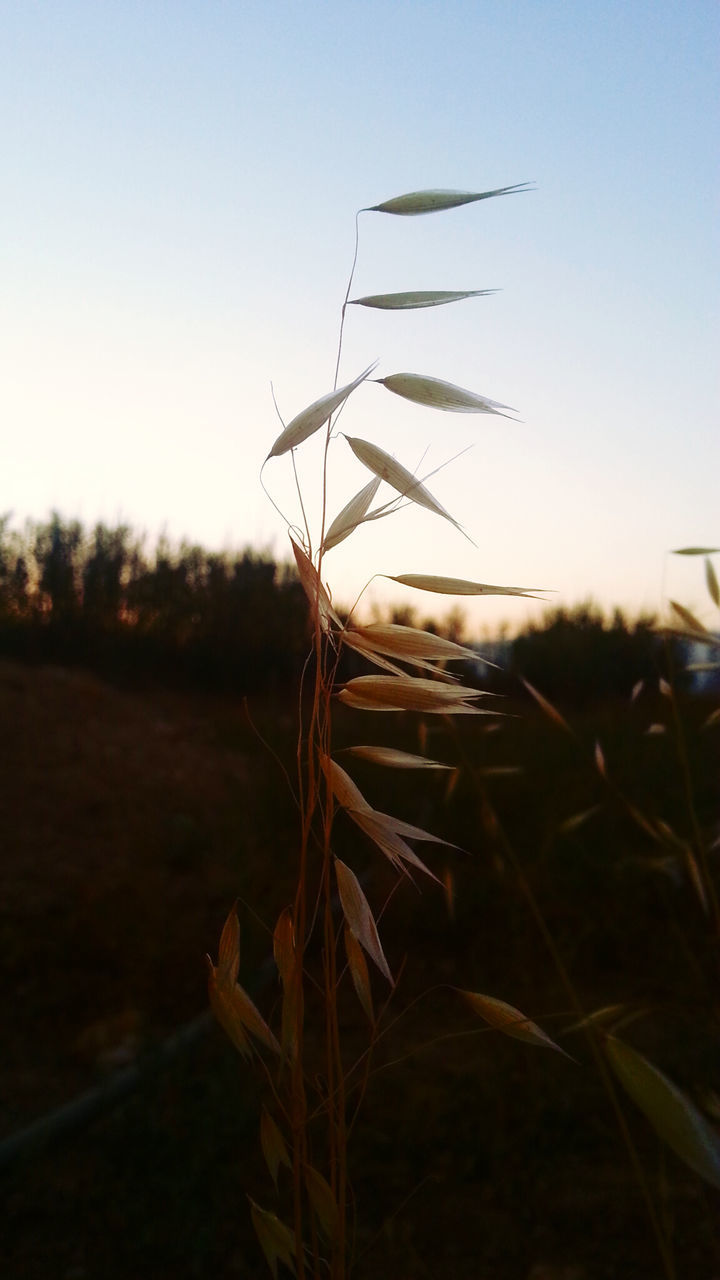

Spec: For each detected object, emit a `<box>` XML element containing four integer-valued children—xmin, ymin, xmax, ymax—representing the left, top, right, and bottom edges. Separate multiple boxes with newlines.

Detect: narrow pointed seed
<box><xmin>266</xmin><ymin>363</ymin><xmax>376</xmax><ymax>459</ymax></box>
<box><xmin>335</xmin><ymin>858</ymin><xmax>393</xmax><ymax>983</ymax></box>
<box><xmin>386</xmin><ymin>573</ymin><xmax>547</xmax><ymax>598</ymax></box>
<box><xmin>377</xmin><ymin>373</ymin><xmax>517</xmax><ymax>417</ymax></box>
<box><xmin>349</xmin><ymin>289</ymin><xmax>498</xmax><ymax>310</ymax></box>
<box><xmin>705</xmin><ymin>556</ymin><xmax>719</xmax><ymax>606</ymax></box>
<box><xmin>463</xmin><ymin>991</ymin><xmax>570</xmax><ymax>1056</ymax></box>
<box><xmin>364</xmin><ymin>183</ymin><xmax>533</xmax><ymax>216</ymax></box>
<box><xmin>345</xmin><ymin>745</ymin><xmax>451</xmax><ymax>770</ymax></box>
<box><xmin>290</xmin><ymin>537</ymin><xmax>341</xmax><ymax>632</ymax></box>
<box><xmin>672</xmin><ymin>546</ymin><xmax>720</xmax><ymax>555</ymax></box>
<box><xmin>669</xmin><ymin>600</ymin><xmax>708</xmax><ymax>634</ymax></box>
<box><xmin>605</xmin><ymin>1037</ymin><xmax>720</xmax><ymax>1190</ymax></box>
<box><xmin>341</xmin><ymin>674</ymin><xmax>491</xmax><ymax>715</ymax></box>
<box><xmin>345</xmin><ymin>926</ymin><xmax>374</xmax><ymax>1022</ymax></box>
<box><xmin>346</xmin><ymin>622</ymin><xmax>483</xmax><ymax>664</ymax></box>
<box><xmin>343</xmin><ymin>435</ymin><xmax>464</xmax><ymax>534</ymax></box>
<box><xmin>323</xmin><ymin>476</ymin><xmax>381</xmax><ymax>552</ymax></box>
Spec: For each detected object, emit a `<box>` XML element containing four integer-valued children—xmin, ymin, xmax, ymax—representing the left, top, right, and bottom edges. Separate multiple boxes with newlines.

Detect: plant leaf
<box><xmin>349</xmin><ymin>289</ymin><xmax>498</xmax><ymax>310</ymax></box>
<box><xmin>344</xmin><ymin>621</ymin><xmax>487</xmax><ymax>666</ymax></box>
<box><xmin>326</xmin><ymin>757</ymin><xmax>372</xmax><ymax>812</ymax></box>
<box><xmin>260</xmin><ymin>1108</ymin><xmax>291</xmax><ymax>1190</ymax></box>
<box><xmin>304</xmin><ymin>1166</ymin><xmax>339</xmax><ymax>1241</ymax></box>
<box><xmin>672</xmin><ymin>546</ymin><xmax>720</xmax><ymax>556</ymax></box>
<box><xmin>334</xmin><ymin>858</ymin><xmax>393</xmax><ymax>983</ymax></box>
<box><xmin>605</xmin><ymin>1036</ymin><xmax>720</xmax><ymax>1190</ymax></box>
<box><xmin>349</xmin><ymin>808</ymin><xmax>439</xmax><ymax>880</ymax></box>
<box><xmin>273</xmin><ymin>907</ymin><xmax>295</xmax><ymax>985</ymax></box>
<box><xmin>377</xmin><ymin>373</ymin><xmax>517</xmax><ymax>418</ymax></box>
<box><xmin>290</xmin><ymin>537</ymin><xmax>341</xmax><ymax>632</ymax></box>
<box><xmin>217</xmin><ymin>904</ymin><xmax>240</xmax><ymax>986</ymax></box>
<box><xmin>669</xmin><ymin>599</ymin><xmax>708</xmax><ymax>634</ymax></box>
<box><xmin>521</xmin><ymin>678</ymin><xmax>574</xmax><ymax>736</ymax></box>
<box><xmin>323</xmin><ymin>477</ymin><xmax>381</xmax><ymax>552</ymax></box>
<box><xmin>206</xmin><ymin>956</ymin><xmax>252</xmax><ymax>1059</ymax></box>
<box><xmin>463</xmin><ymin>991</ymin><xmax>569</xmax><ymax>1056</ymax></box>
<box><xmin>207</xmin><ymin>930</ymin><xmax>281</xmax><ymax>1060</ymax></box>
<box><xmin>343</xmin><ymin>435</ymin><xmax>465</xmax><ymax>536</ymax></box>
<box><xmin>385</xmin><ymin>573</ymin><xmax>547</xmax><ymax>598</ymax></box>
<box><xmin>364</xmin><ymin>183</ymin><xmax>532</xmax><ymax>216</ymax></box>
<box><xmin>705</xmin><ymin>556</ymin><xmax>720</xmax><ymax>607</ymax></box>
<box><xmin>345</xmin><ymin>925</ymin><xmax>374</xmax><ymax>1022</ymax></box>
<box><xmin>266</xmin><ymin>363</ymin><xmax>375</xmax><ymax>459</ymax></box>
<box><xmin>340</xmin><ymin>674</ymin><xmax>490</xmax><ymax>715</ymax></box>
<box><xmin>345</xmin><ymin>745</ymin><xmax>451</xmax><ymax>770</ymax></box>
<box><xmin>249</xmin><ymin>1198</ymin><xmax>297</xmax><ymax>1279</ymax></box>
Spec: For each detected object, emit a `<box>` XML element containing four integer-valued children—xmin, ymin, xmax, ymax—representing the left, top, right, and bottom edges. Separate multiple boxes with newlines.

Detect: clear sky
<box><xmin>2</xmin><ymin>1</ymin><xmax>718</xmax><ymax>635</ymax></box>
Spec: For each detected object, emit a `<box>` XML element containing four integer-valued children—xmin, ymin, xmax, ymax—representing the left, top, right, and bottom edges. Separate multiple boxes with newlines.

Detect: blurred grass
<box><xmin>1</xmin><ymin>660</ymin><xmax>718</xmax><ymax>1277</ymax></box>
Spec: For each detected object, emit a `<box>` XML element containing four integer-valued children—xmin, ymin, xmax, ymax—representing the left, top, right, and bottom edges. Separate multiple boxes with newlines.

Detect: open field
<box><xmin>2</xmin><ymin>658</ymin><xmax>718</xmax><ymax>1278</ymax></box>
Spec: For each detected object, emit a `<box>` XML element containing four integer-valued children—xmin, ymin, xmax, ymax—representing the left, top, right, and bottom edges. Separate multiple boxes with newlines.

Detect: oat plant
<box><xmin>207</xmin><ymin>183</ymin><xmax>560</xmax><ymax>1280</ymax></box>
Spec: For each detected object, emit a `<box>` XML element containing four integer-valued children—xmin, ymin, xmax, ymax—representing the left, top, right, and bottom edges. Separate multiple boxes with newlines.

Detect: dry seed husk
<box><xmin>386</xmin><ymin>573</ymin><xmax>546</xmax><ymax>598</ymax></box>
<box><xmin>266</xmin><ymin>363</ymin><xmax>375</xmax><ymax>459</ymax></box>
<box><xmin>347</xmin><ymin>622</ymin><xmax>482</xmax><ymax>664</ymax></box>
<box><xmin>377</xmin><ymin>373</ymin><xmax>516</xmax><ymax>417</ymax></box>
<box><xmin>605</xmin><ymin>1037</ymin><xmax>720</xmax><ymax>1190</ymax></box>
<box><xmin>340</xmin><ymin>674</ymin><xmax>490</xmax><ymax>714</ymax></box>
<box><xmin>334</xmin><ymin>858</ymin><xmax>392</xmax><ymax>983</ymax></box>
<box><xmin>345</xmin><ymin>745</ymin><xmax>451</xmax><ymax>770</ymax></box>
<box><xmin>349</xmin><ymin>289</ymin><xmax>497</xmax><ymax>310</ymax></box>
<box><xmin>464</xmin><ymin>991</ymin><xmax>568</xmax><ymax>1056</ymax></box>
<box><xmin>343</xmin><ymin>435</ymin><xmax>464</xmax><ymax>534</ymax></box>
<box><xmin>364</xmin><ymin>183</ymin><xmax>532</xmax><ymax>216</ymax></box>
<box><xmin>323</xmin><ymin>476</ymin><xmax>381</xmax><ymax>552</ymax></box>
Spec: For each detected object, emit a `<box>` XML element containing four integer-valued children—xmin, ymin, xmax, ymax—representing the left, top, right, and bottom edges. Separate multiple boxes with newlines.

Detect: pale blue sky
<box><xmin>2</xmin><ymin>1</ymin><xmax>718</xmax><ymax>632</ymax></box>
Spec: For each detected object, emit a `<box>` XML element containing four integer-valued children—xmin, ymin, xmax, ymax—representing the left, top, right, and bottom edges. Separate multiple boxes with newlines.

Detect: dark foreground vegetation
<box><xmin>2</xmin><ymin>611</ymin><xmax>718</xmax><ymax>1275</ymax></box>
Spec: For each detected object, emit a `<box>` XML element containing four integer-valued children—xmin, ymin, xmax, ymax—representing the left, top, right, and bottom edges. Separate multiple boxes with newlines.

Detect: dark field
<box><xmin>1</xmin><ymin>658</ymin><xmax>718</xmax><ymax>1278</ymax></box>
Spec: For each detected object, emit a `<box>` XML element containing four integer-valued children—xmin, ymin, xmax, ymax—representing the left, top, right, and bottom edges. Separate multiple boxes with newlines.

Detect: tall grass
<box><xmin>208</xmin><ymin>192</ymin><xmax>720</xmax><ymax>1279</ymax></box>
<box><xmin>205</xmin><ymin>183</ymin><xmax>572</xmax><ymax>1278</ymax></box>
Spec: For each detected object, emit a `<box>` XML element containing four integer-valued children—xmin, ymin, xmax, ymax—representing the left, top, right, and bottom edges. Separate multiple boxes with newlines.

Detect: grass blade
<box><xmin>344</xmin><ymin>745</ymin><xmax>451</xmax><ymax>770</ymax></box>
<box><xmin>343</xmin><ymin>435</ymin><xmax>465</xmax><ymax>535</ymax></box>
<box><xmin>260</xmin><ymin>1108</ymin><xmax>291</xmax><ymax>1190</ymax></box>
<box><xmin>377</xmin><ymin>373</ymin><xmax>517</xmax><ymax>418</ymax></box>
<box><xmin>305</xmin><ymin>1166</ymin><xmax>339</xmax><ymax>1241</ymax></box>
<box><xmin>672</xmin><ymin>546</ymin><xmax>720</xmax><ymax>555</ymax></box>
<box><xmin>605</xmin><ymin>1036</ymin><xmax>720</xmax><ymax>1190</ymax></box>
<box><xmin>345</xmin><ymin>621</ymin><xmax>485</xmax><ymax>666</ymax></box>
<box><xmin>349</xmin><ymin>289</ymin><xmax>498</xmax><ymax>310</ymax></box>
<box><xmin>521</xmin><ymin>678</ymin><xmax>574</xmax><ymax>735</ymax></box>
<box><xmin>326</xmin><ymin>756</ymin><xmax>372</xmax><ymax>812</ymax></box>
<box><xmin>249</xmin><ymin>1199</ymin><xmax>297</xmax><ymax>1279</ymax></box>
<box><xmin>335</xmin><ymin>858</ymin><xmax>393</xmax><ymax>983</ymax></box>
<box><xmin>266</xmin><ymin>363</ymin><xmax>375</xmax><ymax>459</ymax></box>
<box><xmin>463</xmin><ymin>991</ymin><xmax>570</xmax><ymax>1056</ymax></box>
<box><xmin>364</xmin><ymin>184</ymin><xmax>532</xmax><ymax>216</ymax></box>
<box><xmin>705</xmin><ymin>556</ymin><xmax>719</xmax><ymax>607</ymax></box>
<box><xmin>323</xmin><ymin>476</ymin><xmax>381</xmax><ymax>552</ymax></box>
<box><xmin>340</xmin><ymin>674</ymin><xmax>488</xmax><ymax>714</ymax></box>
<box><xmin>290</xmin><ymin>537</ymin><xmax>341</xmax><ymax>632</ymax></box>
<box><xmin>668</xmin><ymin>599</ymin><xmax>709</xmax><ymax>634</ymax></box>
<box><xmin>345</xmin><ymin>926</ymin><xmax>374</xmax><ymax>1023</ymax></box>
<box><xmin>385</xmin><ymin>573</ymin><xmax>547</xmax><ymax>598</ymax></box>
<box><xmin>350</xmin><ymin>808</ymin><xmax>439</xmax><ymax>880</ymax></box>
<box><xmin>217</xmin><ymin>904</ymin><xmax>240</xmax><ymax>986</ymax></box>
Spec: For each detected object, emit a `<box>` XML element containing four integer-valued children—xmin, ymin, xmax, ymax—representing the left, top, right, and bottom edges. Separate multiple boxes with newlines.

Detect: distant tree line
<box><xmin>0</xmin><ymin>513</ymin><xmax>309</xmax><ymax>691</ymax></box>
<box><xmin>0</xmin><ymin>514</ymin><xmax>671</xmax><ymax>701</ymax></box>
<box><xmin>510</xmin><ymin>603</ymin><xmax>665</xmax><ymax>705</ymax></box>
